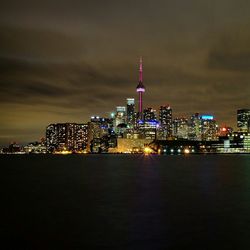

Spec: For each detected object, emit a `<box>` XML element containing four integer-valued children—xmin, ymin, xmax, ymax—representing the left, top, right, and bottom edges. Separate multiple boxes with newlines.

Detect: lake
<box><xmin>1</xmin><ymin>154</ymin><xmax>250</xmax><ymax>249</ymax></box>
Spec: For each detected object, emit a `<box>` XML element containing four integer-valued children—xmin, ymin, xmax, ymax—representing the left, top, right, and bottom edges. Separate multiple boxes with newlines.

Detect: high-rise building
<box><xmin>46</xmin><ymin>123</ymin><xmax>88</xmax><ymax>152</ymax></box>
<box><xmin>143</xmin><ymin>107</ymin><xmax>157</xmax><ymax>121</ymax></box>
<box><xmin>88</xmin><ymin>116</ymin><xmax>115</xmax><ymax>153</ymax></box>
<box><xmin>66</xmin><ymin>123</ymin><xmax>75</xmax><ymax>150</ymax></box>
<box><xmin>75</xmin><ymin>124</ymin><xmax>88</xmax><ymax>150</ymax></box>
<box><xmin>136</xmin><ymin>57</ymin><xmax>145</xmax><ymax>120</ymax></box>
<box><xmin>126</xmin><ymin>98</ymin><xmax>135</xmax><ymax>128</ymax></box>
<box><xmin>173</xmin><ymin>117</ymin><xmax>189</xmax><ymax>139</ymax></box>
<box><xmin>46</xmin><ymin>124</ymin><xmax>58</xmax><ymax>151</ymax></box>
<box><xmin>46</xmin><ymin>123</ymin><xmax>68</xmax><ymax>151</ymax></box>
<box><xmin>159</xmin><ymin>105</ymin><xmax>172</xmax><ymax>137</ymax></box>
<box><xmin>88</xmin><ymin>116</ymin><xmax>113</xmax><ymax>140</ymax></box>
<box><xmin>237</xmin><ymin>109</ymin><xmax>250</xmax><ymax>132</ymax></box>
<box><xmin>200</xmin><ymin>115</ymin><xmax>218</xmax><ymax>141</ymax></box>
<box><xmin>138</xmin><ymin>120</ymin><xmax>159</xmax><ymax>140</ymax></box>
<box><xmin>115</xmin><ymin>106</ymin><xmax>126</xmax><ymax>128</ymax></box>
<box><xmin>88</xmin><ymin>116</ymin><xmax>102</xmax><ymax>143</ymax></box>
<box><xmin>188</xmin><ymin>113</ymin><xmax>201</xmax><ymax>140</ymax></box>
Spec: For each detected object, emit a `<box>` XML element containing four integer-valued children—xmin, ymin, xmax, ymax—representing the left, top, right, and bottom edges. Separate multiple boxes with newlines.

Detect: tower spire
<box><xmin>139</xmin><ymin>56</ymin><xmax>143</xmax><ymax>83</ymax></box>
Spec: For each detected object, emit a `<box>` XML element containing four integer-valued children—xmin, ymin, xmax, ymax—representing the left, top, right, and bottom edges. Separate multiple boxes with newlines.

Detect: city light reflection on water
<box><xmin>1</xmin><ymin>154</ymin><xmax>250</xmax><ymax>249</ymax></box>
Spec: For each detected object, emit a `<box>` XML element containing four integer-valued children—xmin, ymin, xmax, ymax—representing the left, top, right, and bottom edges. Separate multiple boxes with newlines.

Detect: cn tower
<box><xmin>136</xmin><ymin>57</ymin><xmax>145</xmax><ymax>120</ymax></box>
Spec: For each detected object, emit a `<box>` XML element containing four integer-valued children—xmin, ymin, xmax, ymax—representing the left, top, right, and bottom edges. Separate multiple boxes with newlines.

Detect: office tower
<box><xmin>143</xmin><ymin>107</ymin><xmax>157</xmax><ymax>121</ymax></box>
<box><xmin>88</xmin><ymin>116</ymin><xmax>112</xmax><ymax>140</ymax></box>
<box><xmin>200</xmin><ymin>115</ymin><xmax>218</xmax><ymax>141</ymax></box>
<box><xmin>88</xmin><ymin>117</ymin><xmax>102</xmax><ymax>147</ymax></box>
<box><xmin>115</xmin><ymin>106</ymin><xmax>126</xmax><ymax>128</ymax></box>
<box><xmin>136</xmin><ymin>57</ymin><xmax>145</xmax><ymax>120</ymax></box>
<box><xmin>88</xmin><ymin>116</ymin><xmax>115</xmax><ymax>153</ymax></box>
<box><xmin>188</xmin><ymin>113</ymin><xmax>201</xmax><ymax>140</ymax></box>
<box><xmin>237</xmin><ymin>109</ymin><xmax>250</xmax><ymax>132</ymax></box>
<box><xmin>159</xmin><ymin>105</ymin><xmax>172</xmax><ymax>137</ymax></box>
<box><xmin>173</xmin><ymin>117</ymin><xmax>189</xmax><ymax>139</ymax></box>
<box><xmin>138</xmin><ymin>120</ymin><xmax>159</xmax><ymax>140</ymax></box>
<box><xmin>88</xmin><ymin>117</ymin><xmax>102</xmax><ymax>153</ymax></box>
<box><xmin>126</xmin><ymin>98</ymin><xmax>135</xmax><ymax>128</ymax></box>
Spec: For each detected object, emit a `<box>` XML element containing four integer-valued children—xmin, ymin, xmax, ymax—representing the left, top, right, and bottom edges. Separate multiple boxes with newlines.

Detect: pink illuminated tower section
<box><xmin>136</xmin><ymin>57</ymin><xmax>145</xmax><ymax>119</ymax></box>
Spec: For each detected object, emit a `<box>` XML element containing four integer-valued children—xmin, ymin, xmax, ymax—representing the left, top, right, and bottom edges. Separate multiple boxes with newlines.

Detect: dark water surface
<box><xmin>1</xmin><ymin>154</ymin><xmax>250</xmax><ymax>249</ymax></box>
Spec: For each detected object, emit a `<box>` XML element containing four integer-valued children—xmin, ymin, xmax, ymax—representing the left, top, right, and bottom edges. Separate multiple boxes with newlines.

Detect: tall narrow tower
<box><xmin>136</xmin><ymin>57</ymin><xmax>145</xmax><ymax>120</ymax></box>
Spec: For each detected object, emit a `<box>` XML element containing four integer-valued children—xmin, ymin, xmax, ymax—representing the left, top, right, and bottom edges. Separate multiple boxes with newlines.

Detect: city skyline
<box><xmin>1</xmin><ymin>0</ymin><xmax>250</xmax><ymax>145</ymax></box>
<box><xmin>0</xmin><ymin>56</ymin><xmax>249</xmax><ymax>146</ymax></box>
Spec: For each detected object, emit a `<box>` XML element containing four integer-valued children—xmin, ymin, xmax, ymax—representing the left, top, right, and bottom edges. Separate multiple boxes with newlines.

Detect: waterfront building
<box><xmin>112</xmin><ymin>138</ymin><xmax>154</xmax><ymax>153</ymax></box>
<box><xmin>2</xmin><ymin>142</ymin><xmax>23</xmax><ymax>154</ymax></box>
<box><xmin>46</xmin><ymin>123</ymin><xmax>88</xmax><ymax>152</ymax></box>
<box><xmin>115</xmin><ymin>106</ymin><xmax>126</xmax><ymax>128</ymax></box>
<box><xmin>173</xmin><ymin>117</ymin><xmax>189</xmax><ymax>139</ymax></box>
<box><xmin>159</xmin><ymin>105</ymin><xmax>172</xmax><ymax>138</ymax></box>
<box><xmin>237</xmin><ymin>109</ymin><xmax>250</xmax><ymax>132</ymax></box>
<box><xmin>138</xmin><ymin>119</ymin><xmax>159</xmax><ymax>140</ymax></box>
<box><xmin>126</xmin><ymin>98</ymin><xmax>135</xmax><ymax>129</ymax></box>
<box><xmin>88</xmin><ymin>116</ymin><xmax>114</xmax><ymax>151</ymax></box>
<box><xmin>24</xmin><ymin>141</ymin><xmax>46</xmax><ymax>154</ymax></box>
<box><xmin>88</xmin><ymin>116</ymin><xmax>116</xmax><ymax>153</ymax></box>
<box><xmin>243</xmin><ymin>134</ymin><xmax>250</xmax><ymax>152</ymax></box>
<box><xmin>200</xmin><ymin>115</ymin><xmax>218</xmax><ymax>141</ymax></box>
<box><xmin>188</xmin><ymin>113</ymin><xmax>201</xmax><ymax>140</ymax></box>
<box><xmin>75</xmin><ymin>124</ymin><xmax>89</xmax><ymax>151</ymax></box>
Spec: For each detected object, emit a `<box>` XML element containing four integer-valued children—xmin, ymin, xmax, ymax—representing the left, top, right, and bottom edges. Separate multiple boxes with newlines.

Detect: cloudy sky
<box><xmin>1</xmin><ymin>0</ymin><xmax>250</xmax><ymax>145</ymax></box>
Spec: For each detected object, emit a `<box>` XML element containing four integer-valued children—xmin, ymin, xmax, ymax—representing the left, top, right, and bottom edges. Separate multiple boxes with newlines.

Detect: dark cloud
<box><xmin>0</xmin><ymin>26</ymin><xmax>85</xmax><ymax>61</ymax></box>
<box><xmin>209</xmin><ymin>50</ymin><xmax>250</xmax><ymax>72</ymax></box>
<box><xmin>0</xmin><ymin>55</ymin><xmax>133</xmax><ymax>116</ymax></box>
<box><xmin>208</xmin><ymin>29</ymin><xmax>250</xmax><ymax>72</ymax></box>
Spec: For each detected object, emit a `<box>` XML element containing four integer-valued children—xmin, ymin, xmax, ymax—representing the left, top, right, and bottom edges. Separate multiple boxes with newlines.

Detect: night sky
<box><xmin>1</xmin><ymin>0</ymin><xmax>250</xmax><ymax>145</ymax></box>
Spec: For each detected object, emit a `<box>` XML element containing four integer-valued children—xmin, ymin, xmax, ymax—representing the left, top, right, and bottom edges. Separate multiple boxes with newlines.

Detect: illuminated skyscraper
<box><xmin>88</xmin><ymin>116</ymin><xmax>113</xmax><ymax>140</ymax></box>
<box><xmin>139</xmin><ymin>120</ymin><xmax>159</xmax><ymax>139</ymax></box>
<box><xmin>237</xmin><ymin>109</ymin><xmax>250</xmax><ymax>132</ymax></box>
<box><xmin>115</xmin><ymin>106</ymin><xmax>126</xmax><ymax>127</ymax></box>
<box><xmin>173</xmin><ymin>117</ymin><xmax>189</xmax><ymax>139</ymax></box>
<box><xmin>200</xmin><ymin>115</ymin><xmax>218</xmax><ymax>141</ymax></box>
<box><xmin>136</xmin><ymin>57</ymin><xmax>145</xmax><ymax>120</ymax></box>
<box><xmin>88</xmin><ymin>116</ymin><xmax>114</xmax><ymax>153</ymax></box>
<box><xmin>159</xmin><ymin>105</ymin><xmax>172</xmax><ymax>137</ymax></box>
<box><xmin>126</xmin><ymin>98</ymin><xmax>135</xmax><ymax>128</ymax></box>
<box><xmin>75</xmin><ymin>124</ymin><xmax>89</xmax><ymax>150</ymax></box>
<box><xmin>143</xmin><ymin>107</ymin><xmax>157</xmax><ymax>121</ymax></box>
<box><xmin>188</xmin><ymin>114</ymin><xmax>218</xmax><ymax>141</ymax></box>
<box><xmin>188</xmin><ymin>113</ymin><xmax>201</xmax><ymax>140</ymax></box>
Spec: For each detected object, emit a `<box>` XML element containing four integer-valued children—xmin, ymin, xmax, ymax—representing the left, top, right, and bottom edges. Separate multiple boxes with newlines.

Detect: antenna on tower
<box><xmin>139</xmin><ymin>56</ymin><xmax>143</xmax><ymax>83</ymax></box>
